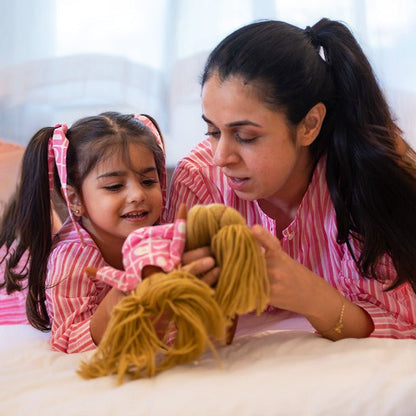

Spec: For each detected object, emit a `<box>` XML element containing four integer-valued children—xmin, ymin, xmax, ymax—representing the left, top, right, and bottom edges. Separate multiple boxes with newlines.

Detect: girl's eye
<box><xmin>104</xmin><ymin>184</ymin><xmax>123</xmax><ymax>191</ymax></box>
<box><xmin>142</xmin><ymin>178</ymin><xmax>159</xmax><ymax>187</ymax></box>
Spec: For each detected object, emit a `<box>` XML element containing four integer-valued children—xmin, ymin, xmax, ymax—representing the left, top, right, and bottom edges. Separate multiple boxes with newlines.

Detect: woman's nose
<box><xmin>212</xmin><ymin>137</ymin><xmax>238</xmax><ymax>167</ymax></box>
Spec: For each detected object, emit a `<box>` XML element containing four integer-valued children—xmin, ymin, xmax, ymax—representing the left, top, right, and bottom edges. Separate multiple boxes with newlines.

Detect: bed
<box><xmin>2</xmin><ymin>140</ymin><xmax>416</xmax><ymax>415</ymax></box>
<box><xmin>1</xmin><ymin>310</ymin><xmax>416</xmax><ymax>416</ymax></box>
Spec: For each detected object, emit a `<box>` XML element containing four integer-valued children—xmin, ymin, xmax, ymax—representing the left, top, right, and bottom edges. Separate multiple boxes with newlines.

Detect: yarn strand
<box><xmin>78</xmin><ymin>204</ymin><xmax>269</xmax><ymax>384</ymax></box>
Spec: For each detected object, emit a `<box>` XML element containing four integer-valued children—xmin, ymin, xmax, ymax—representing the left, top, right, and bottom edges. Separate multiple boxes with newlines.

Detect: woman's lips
<box><xmin>226</xmin><ymin>175</ymin><xmax>249</xmax><ymax>191</ymax></box>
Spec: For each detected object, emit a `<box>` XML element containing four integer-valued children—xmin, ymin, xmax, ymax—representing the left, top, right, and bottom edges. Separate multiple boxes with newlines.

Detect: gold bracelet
<box><xmin>321</xmin><ymin>302</ymin><xmax>345</xmax><ymax>335</ymax></box>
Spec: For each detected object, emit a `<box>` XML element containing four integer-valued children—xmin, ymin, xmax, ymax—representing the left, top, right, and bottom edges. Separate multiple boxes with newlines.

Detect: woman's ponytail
<box><xmin>313</xmin><ymin>19</ymin><xmax>416</xmax><ymax>289</ymax></box>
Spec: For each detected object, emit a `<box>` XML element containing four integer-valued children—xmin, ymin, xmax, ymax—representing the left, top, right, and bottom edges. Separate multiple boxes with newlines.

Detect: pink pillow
<box><xmin>0</xmin><ymin>140</ymin><xmax>25</xmax><ymax>215</ymax></box>
<box><xmin>0</xmin><ymin>141</ymin><xmax>28</xmax><ymax>325</ymax></box>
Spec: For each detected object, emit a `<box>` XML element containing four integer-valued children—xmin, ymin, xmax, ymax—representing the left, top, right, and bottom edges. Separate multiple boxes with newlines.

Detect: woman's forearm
<box><xmin>304</xmin><ymin>284</ymin><xmax>374</xmax><ymax>340</ymax></box>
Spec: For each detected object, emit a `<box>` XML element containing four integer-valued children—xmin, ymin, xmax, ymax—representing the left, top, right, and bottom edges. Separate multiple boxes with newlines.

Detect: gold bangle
<box><xmin>321</xmin><ymin>302</ymin><xmax>345</xmax><ymax>335</ymax></box>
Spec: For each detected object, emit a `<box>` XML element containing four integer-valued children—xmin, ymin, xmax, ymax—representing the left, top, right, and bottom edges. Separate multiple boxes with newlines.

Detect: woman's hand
<box><xmin>251</xmin><ymin>224</ymin><xmax>374</xmax><ymax>339</ymax></box>
<box><xmin>251</xmin><ymin>224</ymin><xmax>321</xmax><ymax>313</ymax></box>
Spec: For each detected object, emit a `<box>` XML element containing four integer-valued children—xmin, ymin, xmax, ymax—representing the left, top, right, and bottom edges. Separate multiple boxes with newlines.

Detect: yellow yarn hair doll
<box><xmin>78</xmin><ymin>204</ymin><xmax>269</xmax><ymax>384</ymax></box>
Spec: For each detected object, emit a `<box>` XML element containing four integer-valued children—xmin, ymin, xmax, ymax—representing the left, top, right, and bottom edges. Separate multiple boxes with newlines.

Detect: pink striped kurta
<box><xmin>45</xmin><ymin>219</ymin><xmax>110</xmax><ymax>353</ymax></box>
<box><xmin>45</xmin><ymin>218</ymin><xmax>184</xmax><ymax>353</ymax></box>
<box><xmin>167</xmin><ymin>138</ymin><xmax>416</xmax><ymax>338</ymax></box>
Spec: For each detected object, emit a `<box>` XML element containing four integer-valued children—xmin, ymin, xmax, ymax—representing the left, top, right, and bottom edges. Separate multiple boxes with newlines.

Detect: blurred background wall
<box><xmin>1</xmin><ymin>0</ymin><xmax>415</xmax><ymax>166</ymax></box>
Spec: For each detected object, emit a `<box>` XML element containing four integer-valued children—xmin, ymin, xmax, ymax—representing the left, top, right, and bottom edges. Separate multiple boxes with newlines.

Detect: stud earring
<box><xmin>74</xmin><ymin>209</ymin><xmax>80</xmax><ymax>216</ymax></box>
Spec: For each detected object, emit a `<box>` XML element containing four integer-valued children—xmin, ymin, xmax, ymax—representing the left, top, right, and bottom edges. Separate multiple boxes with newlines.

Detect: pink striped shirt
<box><xmin>45</xmin><ymin>219</ymin><xmax>110</xmax><ymax>353</ymax></box>
<box><xmin>167</xmin><ymin>138</ymin><xmax>416</xmax><ymax>338</ymax></box>
<box><xmin>0</xmin><ymin>245</ymin><xmax>29</xmax><ymax>325</ymax></box>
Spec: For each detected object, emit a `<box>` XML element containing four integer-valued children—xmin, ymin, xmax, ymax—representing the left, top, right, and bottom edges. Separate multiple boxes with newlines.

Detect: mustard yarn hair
<box><xmin>78</xmin><ymin>204</ymin><xmax>269</xmax><ymax>384</ymax></box>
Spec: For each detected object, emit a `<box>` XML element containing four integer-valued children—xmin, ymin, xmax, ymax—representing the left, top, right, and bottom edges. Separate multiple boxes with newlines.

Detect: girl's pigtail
<box><xmin>17</xmin><ymin>127</ymin><xmax>55</xmax><ymax>330</ymax></box>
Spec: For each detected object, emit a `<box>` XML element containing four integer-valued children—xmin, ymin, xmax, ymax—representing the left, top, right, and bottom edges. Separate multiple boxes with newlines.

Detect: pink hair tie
<box><xmin>47</xmin><ymin>124</ymin><xmax>85</xmax><ymax>245</ymax></box>
<box><xmin>134</xmin><ymin>114</ymin><xmax>167</xmax><ymax>223</ymax></box>
<box><xmin>134</xmin><ymin>114</ymin><xmax>165</xmax><ymax>152</ymax></box>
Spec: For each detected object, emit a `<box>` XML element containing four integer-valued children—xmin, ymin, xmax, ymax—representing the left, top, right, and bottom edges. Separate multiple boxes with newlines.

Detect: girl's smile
<box><xmin>78</xmin><ymin>143</ymin><xmax>163</xmax><ymax>267</ymax></box>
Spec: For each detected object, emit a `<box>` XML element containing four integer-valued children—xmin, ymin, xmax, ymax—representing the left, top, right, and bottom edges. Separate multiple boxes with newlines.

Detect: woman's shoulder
<box><xmin>177</xmin><ymin>138</ymin><xmax>215</xmax><ymax>170</ymax></box>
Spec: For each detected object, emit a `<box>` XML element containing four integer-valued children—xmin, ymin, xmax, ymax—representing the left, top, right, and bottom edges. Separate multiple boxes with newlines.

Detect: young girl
<box><xmin>0</xmin><ymin>111</ymin><xmax>216</xmax><ymax>353</ymax></box>
<box><xmin>167</xmin><ymin>18</ymin><xmax>416</xmax><ymax>339</ymax></box>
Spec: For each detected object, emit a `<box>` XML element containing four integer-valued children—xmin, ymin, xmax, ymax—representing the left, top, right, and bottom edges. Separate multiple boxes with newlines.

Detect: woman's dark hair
<box><xmin>202</xmin><ymin>18</ymin><xmax>416</xmax><ymax>291</ymax></box>
<box><xmin>0</xmin><ymin>112</ymin><xmax>165</xmax><ymax>330</ymax></box>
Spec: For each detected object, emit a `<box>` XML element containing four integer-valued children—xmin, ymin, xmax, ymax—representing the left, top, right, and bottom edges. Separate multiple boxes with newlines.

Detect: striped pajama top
<box><xmin>45</xmin><ymin>219</ymin><xmax>110</xmax><ymax>353</ymax></box>
<box><xmin>167</xmin><ymin>138</ymin><xmax>416</xmax><ymax>338</ymax></box>
<box><xmin>0</xmin><ymin>225</ymin><xmax>109</xmax><ymax>350</ymax></box>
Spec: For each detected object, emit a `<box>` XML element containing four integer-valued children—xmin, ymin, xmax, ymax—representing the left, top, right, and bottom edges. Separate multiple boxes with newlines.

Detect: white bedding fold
<box><xmin>1</xmin><ymin>313</ymin><xmax>415</xmax><ymax>416</ymax></box>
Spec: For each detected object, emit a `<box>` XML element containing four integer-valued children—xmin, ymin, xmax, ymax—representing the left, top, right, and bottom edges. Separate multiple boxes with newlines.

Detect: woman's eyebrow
<box><xmin>202</xmin><ymin>114</ymin><xmax>261</xmax><ymax>128</ymax></box>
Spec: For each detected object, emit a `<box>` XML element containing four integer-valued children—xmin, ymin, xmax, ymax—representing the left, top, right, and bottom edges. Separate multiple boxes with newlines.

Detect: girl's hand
<box><xmin>177</xmin><ymin>203</ymin><xmax>220</xmax><ymax>287</ymax></box>
<box><xmin>182</xmin><ymin>246</ymin><xmax>220</xmax><ymax>287</ymax></box>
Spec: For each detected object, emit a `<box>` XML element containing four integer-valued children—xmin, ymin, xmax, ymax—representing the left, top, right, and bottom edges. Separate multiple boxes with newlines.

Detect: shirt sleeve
<box><xmin>338</xmin><ymin>254</ymin><xmax>416</xmax><ymax>338</ymax></box>
<box><xmin>167</xmin><ymin>158</ymin><xmax>223</xmax><ymax>222</ymax></box>
<box><xmin>46</xmin><ymin>242</ymin><xmax>109</xmax><ymax>353</ymax></box>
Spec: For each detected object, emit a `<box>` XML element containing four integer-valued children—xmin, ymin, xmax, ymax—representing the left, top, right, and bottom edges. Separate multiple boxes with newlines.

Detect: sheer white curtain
<box><xmin>0</xmin><ymin>0</ymin><xmax>415</xmax><ymax>166</ymax></box>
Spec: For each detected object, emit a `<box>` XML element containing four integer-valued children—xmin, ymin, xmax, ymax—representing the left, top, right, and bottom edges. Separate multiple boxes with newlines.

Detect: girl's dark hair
<box><xmin>202</xmin><ymin>18</ymin><xmax>416</xmax><ymax>291</ymax></box>
<box><xmin>0</xmin><ymin>112</ymin><xmax>165</xmax><ymax>330</ymax></box>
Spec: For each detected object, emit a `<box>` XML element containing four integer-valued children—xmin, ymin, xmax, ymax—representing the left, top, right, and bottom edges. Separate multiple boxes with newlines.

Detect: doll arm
<box><xmin>94</xmin><ymin>219</ymin><xmax>187</xmax><ymax>292</ymax></box>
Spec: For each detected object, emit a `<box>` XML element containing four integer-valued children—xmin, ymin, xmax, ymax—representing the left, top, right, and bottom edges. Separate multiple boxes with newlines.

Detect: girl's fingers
<box><xmin>182</xmin><ymin>256</ymin><xmax>215</xmax><ymax>275</ymax></box>
<box><xmin>182</xmin><ymin>246</ymin><xmax>212</xmax><ymax>265</ymax></box>
<box><xmin>199</xmin><ymin>266</ymin><xmax>220</xmax><ymax>287</ymax></box>
<box><xmin>182</xmin><ymin>257</ymin><xmax>220</xmax><ymax>287</ymax></box>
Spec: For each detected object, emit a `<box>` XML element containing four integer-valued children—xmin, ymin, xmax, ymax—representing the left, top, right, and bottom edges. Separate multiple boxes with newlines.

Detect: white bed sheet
<box><xmin>1</xmin><ymin>310</ymin><xmax>416</xmax><ymax>416</ymax></box>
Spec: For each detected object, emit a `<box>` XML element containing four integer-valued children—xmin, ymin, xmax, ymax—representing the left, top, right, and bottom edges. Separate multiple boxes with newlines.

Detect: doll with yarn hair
<box><xmin>78</xmin><ymin>204</ymin><xmax>269</xmax><ymax>384</ymax></box>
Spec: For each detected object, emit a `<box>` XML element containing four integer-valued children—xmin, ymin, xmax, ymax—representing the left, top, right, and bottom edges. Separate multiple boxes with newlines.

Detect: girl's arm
<box><xmin>90</xmin><ymin>249</ymin><xmax>220</xmax><ymax>345</ymax></box>
<box><xmin>47</xmin><ymin>243</ymin><xmax>109</xmax><ymax>353</ymax></box>
<box><xmin>90</xmin><ymin>287</ymin><xmax>126</xmax><ymax>345</ymax></box>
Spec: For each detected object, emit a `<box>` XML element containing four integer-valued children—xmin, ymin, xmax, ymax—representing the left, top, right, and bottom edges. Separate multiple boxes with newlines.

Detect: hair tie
<box><xmin>47</xmin><ymin>124</ymin><xmax>85</xmax><ymax>244</ymax></box>
<box><xmin>304</xmin><ymin>26</ymin><xmax>327</xmax><ymax>63</ymax></box>
<box><xmin>304</xmin><ymin>25</ymin><xmax>318</xmax><ymax>45</ymax></box>
<box><xmin>134</xmin><ymin>114</ymin><xmax>167</xmax><ymax>221</ymax></box>
<box><xmin>134</xmin><ymin>114</ymin><xmax>165</xmax><ymax>152</ymax></box>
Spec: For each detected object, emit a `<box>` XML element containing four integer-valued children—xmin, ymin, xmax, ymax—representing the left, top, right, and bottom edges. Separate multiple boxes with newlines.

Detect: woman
<box><xmin>167</xmin><ymin>18</ymin><xmax>416</xmax><ymax>340</ymax></box>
